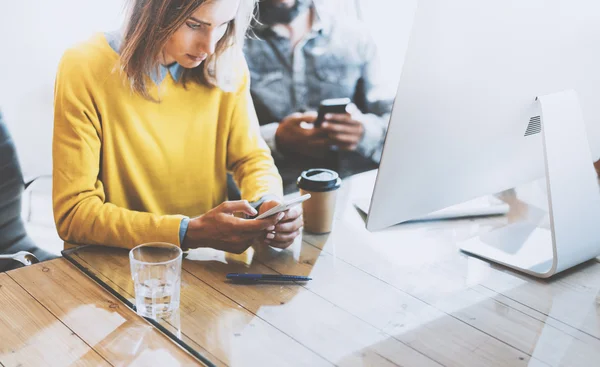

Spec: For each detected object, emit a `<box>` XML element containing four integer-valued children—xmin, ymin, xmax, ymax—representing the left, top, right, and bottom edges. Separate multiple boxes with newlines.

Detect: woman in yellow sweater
<box><xmin>53</xmin><ymin>0</ymin><xmax>303</xmax><ymax>253</ymax></box>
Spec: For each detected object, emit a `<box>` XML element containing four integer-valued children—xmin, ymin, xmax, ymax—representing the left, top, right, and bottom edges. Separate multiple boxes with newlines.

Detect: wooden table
<box><xmin>4</xmin><ymin>170</ymin><xmax>600</xmax><ymax>366</ymax></box>
<box><xmin>0</xmin><ymin>258</ymin><xmax>204</xmax><ymax>366</ymax></box>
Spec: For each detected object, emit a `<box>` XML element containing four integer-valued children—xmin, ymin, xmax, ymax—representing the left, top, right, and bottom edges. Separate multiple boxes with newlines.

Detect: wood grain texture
<box><xmin>6</xmin><ymin>260</ymin><xmax>203</xmax><ymax>366</ymax></box>
<box><xmin>71</xmin><ymin>247</ymin><xmax>331</xmax><ymax>367</ymax></box>
<box><xmin>14</xmin><ymin>170</ymin><xmax>600</xmax><ymax>367</ymax></box>
<box><xmin>0</xmin><ymin>273</ymin><xmax>109</xmax><ymax>367</ymax></box>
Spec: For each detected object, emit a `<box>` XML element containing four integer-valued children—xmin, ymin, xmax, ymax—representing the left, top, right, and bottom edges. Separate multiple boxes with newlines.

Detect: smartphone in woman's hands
<box><xmin>254</xmin><ymin>194</ymin><xmax>311</xmax><ymax>220</ymax></box>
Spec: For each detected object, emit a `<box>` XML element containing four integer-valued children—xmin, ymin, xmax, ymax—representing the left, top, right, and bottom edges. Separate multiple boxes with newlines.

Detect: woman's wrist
<box><xmin>182</xmin><ymin>215</ymin><xmax>205</xmax><ymax>249</ymax></box>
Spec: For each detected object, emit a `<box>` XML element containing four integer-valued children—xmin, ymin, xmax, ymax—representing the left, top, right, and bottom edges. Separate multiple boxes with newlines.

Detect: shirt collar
<box><xmin>105</xmin><ymin>31</ymin><xmax>183</xmax><ymax>85</ymax></box>
<box><xmin>152</xmin><ymin>62</ymin><xmax>183</xmax><ymax>85</ymax></box>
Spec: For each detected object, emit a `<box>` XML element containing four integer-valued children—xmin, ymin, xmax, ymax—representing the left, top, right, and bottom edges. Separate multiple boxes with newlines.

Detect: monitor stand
<box><xmin>459</xmin><ymin>90</ymin><xmax>600</xmax><ymax>278</ymax></box>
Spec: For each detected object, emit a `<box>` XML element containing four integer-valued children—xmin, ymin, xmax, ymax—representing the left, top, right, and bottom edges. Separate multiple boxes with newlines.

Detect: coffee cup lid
<box><xmin>297</xmin><ymin>168</ymin><xmax>342</xmax><ymax>192</ymax></box>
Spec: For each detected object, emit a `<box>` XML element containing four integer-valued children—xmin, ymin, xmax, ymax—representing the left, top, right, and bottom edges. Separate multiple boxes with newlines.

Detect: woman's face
<box><xmin>162</xmin><ymin>0</ymin><xmax>240</xmax><ymax>68</ymax></box>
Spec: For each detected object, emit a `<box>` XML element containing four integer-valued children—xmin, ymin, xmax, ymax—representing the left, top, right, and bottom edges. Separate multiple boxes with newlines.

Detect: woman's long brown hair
<box><xmin>120</xmin><ymin>0</ymin><xmax>255</xmax><ymax>99</ymax></box>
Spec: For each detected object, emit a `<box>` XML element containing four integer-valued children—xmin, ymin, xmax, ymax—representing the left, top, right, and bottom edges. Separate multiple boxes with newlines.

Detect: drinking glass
<box><xmin>129</xmin><ymin>242</ymin><xmax>182</xmax><ymax>319</ymax></box>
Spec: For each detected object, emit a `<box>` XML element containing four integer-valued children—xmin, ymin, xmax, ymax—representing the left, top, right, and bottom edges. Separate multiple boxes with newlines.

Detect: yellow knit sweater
<box><xmin>53</xmin><ymin>34</ymin><xmax>282</xmax><ymax>249</ymax></box>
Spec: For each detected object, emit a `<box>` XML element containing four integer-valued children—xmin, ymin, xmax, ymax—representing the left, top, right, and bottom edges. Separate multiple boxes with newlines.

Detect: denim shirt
<box><xmin>244</xmin><ymin>6</ymin><xmax>394</xmax><ymax>192</ymax></box>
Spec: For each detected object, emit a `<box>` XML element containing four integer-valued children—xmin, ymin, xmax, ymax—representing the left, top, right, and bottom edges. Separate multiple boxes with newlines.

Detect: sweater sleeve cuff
<box><xmin>179</xmin><ymin>217</ymin><xmax>190</xmax><ymax>246</ymax></box>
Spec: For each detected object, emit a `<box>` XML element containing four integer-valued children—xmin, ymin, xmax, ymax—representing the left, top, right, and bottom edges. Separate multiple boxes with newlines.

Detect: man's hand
<box><xmin>259</xmin><ymin>200</ymin><xmax>303</xmax><ymax>249</ymax></box>
<box><xmin>320</xmin><ymin>104</ymin><xmax>366</xmax><ymax>151</ymax></box>
<box><xmin>275</xmin><ymin>112</ymin><xmax>328</xmax><ymax>157</ymax></box>
<box><xmin>595</xmin><ymin>159</ymin><xmax>600</xmax><ymax>178</ymax></box>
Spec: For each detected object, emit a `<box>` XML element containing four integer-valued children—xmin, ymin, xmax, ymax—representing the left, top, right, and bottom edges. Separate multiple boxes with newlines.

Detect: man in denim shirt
<box><xmin>245</xmin><ymin>0</ymin><xmax>394</xmax><ymax>193</ymax></box>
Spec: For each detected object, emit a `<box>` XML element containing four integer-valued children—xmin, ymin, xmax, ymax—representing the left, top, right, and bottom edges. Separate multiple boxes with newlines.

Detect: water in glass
<box><xmin>130</xmin><ymin>243</ymin><xmax>182</xmax><ymax>319</ymax></box>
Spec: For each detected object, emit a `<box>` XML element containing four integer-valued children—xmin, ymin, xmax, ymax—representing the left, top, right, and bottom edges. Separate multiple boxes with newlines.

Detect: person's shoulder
<box><xmin>243</xmin><ymin>28</ymin><xmax>271</xmax><ymax>56</ymax></box>
<box><xmin>58</xmin><ymin>33</ymin><xmax>118</xmax><ymax>80</ymax></box>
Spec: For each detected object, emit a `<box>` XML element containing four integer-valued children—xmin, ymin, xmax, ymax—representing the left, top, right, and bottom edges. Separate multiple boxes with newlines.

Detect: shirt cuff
<box><xmin>260</xmin><ymin>122</ymin><xmax>284</xmax><ymax>160</ymax></box>
<box><xmin>179</xmin><ymin>217</ymin><xmax>190</xmax><ymax>246</ymax></box>
<box><xmin>357</xmin><ymin>113</ymin><xmax>387</xmax><ymax>163</ymax></box>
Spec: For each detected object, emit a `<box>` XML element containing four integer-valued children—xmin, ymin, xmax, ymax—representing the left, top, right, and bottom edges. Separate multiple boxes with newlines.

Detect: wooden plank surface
<box><xmin>300</xmin><ymin>220</ymin><xmax>600</xmax><ymax>367</ymax></box>
<box><xmin>71</xmin><ymin>248</ymin><xmax>332</xmax><ymax>367</ymax></box>
<box><xmin>68</xmin><ymin>243</ymin><xmax>536</xmax><ymax>366</ymax></box>
<box><xmin>71</xmin><ymin>248</ymin><xmax>445</xmax><ymax>366</ymax></box>
<box><xmin>0</xmin><ymin>273</ymin><xmax>109</xmax><ymax>367</ymax></box>
<box><xmin>182</xmin><ymin>251</ymin><xmax>445</xmax><ymax>367</ymax></box>
<box><xmin>300</xmin><ymin>171</ymin><xmax>600</xmax><ymax>366</ymax></box>
<box><xmin>15</xmin><ymin>170</ymin><xmax>600</xmax><ymax>367</ymax></box>
<box><xmin>46</xmin><ymin>253</ymin><xmax>226</xmax><ymax>367</ymax></box>
<box><xmin>6</xmin><ymin>260</ymin><xmax>203</xmax><ymax>366</ymax></box>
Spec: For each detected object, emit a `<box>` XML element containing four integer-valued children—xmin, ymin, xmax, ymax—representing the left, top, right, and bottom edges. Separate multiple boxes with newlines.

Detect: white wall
<box><xmin>0</xmin><ymin>0</ymin><xmax>414</xmax><ymax>178</ymax></box>
<box><xmin>317</xmin><ymin>0</ymin><xmax>417</xmax><ymax>94</ymax></box>
<box><xmin>0</xmin><ymin>1</ymin><xmax>126</xmax><ymax>178</ymax></box>
<box><xmin>358</xmin><ymin>0</ymin><xmax>417</xmax><ymax>87</ymax></box>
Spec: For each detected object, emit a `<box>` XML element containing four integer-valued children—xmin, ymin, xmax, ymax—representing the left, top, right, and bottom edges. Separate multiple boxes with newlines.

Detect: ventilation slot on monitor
<box><xmin>524</xmin><ymin>116</ymin><xmax>541</xmax><ymax>136</ymax></box>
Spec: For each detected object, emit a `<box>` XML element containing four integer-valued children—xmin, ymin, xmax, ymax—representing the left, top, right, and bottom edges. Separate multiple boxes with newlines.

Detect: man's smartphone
<box><xmin>254</xmin><ymin>194</ymin><xmax>312</xmax><ymax>220</ymax></box>
<box><xmin>314</xmin><ymin>98</ymin><xmax>351</xmax><ymax>128</ymax></box>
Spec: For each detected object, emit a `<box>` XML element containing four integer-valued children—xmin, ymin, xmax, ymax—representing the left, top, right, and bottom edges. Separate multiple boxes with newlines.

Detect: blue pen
<box><xmin>226</xmin><ymin>273</ymin><xmax>312</xmax><ymax>282</ymax></box>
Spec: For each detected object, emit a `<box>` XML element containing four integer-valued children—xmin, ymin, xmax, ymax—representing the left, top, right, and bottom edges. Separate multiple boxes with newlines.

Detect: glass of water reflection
<box><xmin>129</xmin><ymin>242</ymin><xmax>182</xmax><ymax>319</ymax></box>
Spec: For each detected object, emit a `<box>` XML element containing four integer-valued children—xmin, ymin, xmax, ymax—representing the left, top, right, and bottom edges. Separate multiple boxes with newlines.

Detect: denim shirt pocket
<box><xmin>310</xmin><ymin>54</ymin><xmax>362</xmax><ymax>97</ymax></box>
<box><xmin>314</xmin><ymin>58</ymin><xmax>348</xmax><ymax>83</ymax></box>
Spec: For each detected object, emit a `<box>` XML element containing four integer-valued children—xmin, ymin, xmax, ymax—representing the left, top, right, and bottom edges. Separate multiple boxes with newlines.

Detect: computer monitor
<box><xmin>365</xmin><ymin>0</ymin><xmax>600</xmax><ymax>277</ymax></box>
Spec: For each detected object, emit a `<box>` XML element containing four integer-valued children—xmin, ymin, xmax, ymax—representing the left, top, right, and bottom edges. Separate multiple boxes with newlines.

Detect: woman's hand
<box><xmin>183</xmin><ymin>200</ymin><xmax>284</xmax><ymax>254</ymax></box>
<box><xmin>259</xmin><ymin>200</ymin><xmax>304</xmax><ymax>249</ymax></box>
